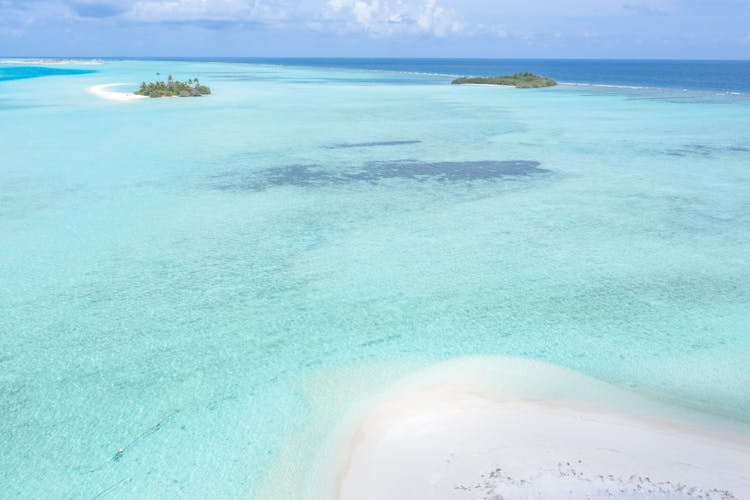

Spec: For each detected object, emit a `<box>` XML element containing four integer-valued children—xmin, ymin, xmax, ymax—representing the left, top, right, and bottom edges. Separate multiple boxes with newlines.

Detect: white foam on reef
<box><xmin>264</xmin><ymin>357</ymin><xmax>750</xmax><ymax>500</ymax></box>
<box><xmin>88</xmin><ymin>83</ymin><xmax>147</xmax><ymax>102</ymax></box>
<box><xmin>560</xmin><ymin>81</ymin><xmax>649</xmax><ymax>90</ymax></box>
<box><xmin>1</xmin><ymin>58</ymin><xmax>103</xmax><ymax>65</ymax></box>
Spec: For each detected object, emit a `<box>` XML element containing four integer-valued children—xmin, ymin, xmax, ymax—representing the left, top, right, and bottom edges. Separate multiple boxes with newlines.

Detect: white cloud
<box><xmin>0</xmin><ymin>0</ymin><xmax>76</xmax><ymax>29</ymax></box>
<box><xmin>1</xmin><ymin>0</ymin><xmax>468</xmax><ymax>35</ymax></box>
<box><xmin>471</xmin><ymin>23</ymin><xmax>508</xmax><ymax>39</ymax></box>
<box><xmin>125</xmin><ymin>0</ymin><xmax>286</xmax><ymax>23</ymax></box>
<box><xmin>0</xmin><ymin>0</ymin><xmax>289</xmax><ymax>25</ymax></box>
<box><xmin>324</xmin><ymin>0</ymin><xmax>463</xmax><ymax>36</ymax></box>
<box><xmin>456</xmin><ymin>0</ymin><xmax>677</xmax><ymax>17</ymax></box>
<box><xmin>416</xmin><ymin>0</ymin><xmax>462</xmax><ymax>37</ymax></box>
<box><xmin>621</xmin><ymin>3</ymin><xmax>668</xmax><ymax>16</ymax></box>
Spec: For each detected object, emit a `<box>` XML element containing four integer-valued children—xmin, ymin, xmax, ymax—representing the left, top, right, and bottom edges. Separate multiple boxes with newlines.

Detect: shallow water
<box><xmin>1</xmin><ymin>59</ymin><xmax>749</xmax><ymax>498</ymax></box>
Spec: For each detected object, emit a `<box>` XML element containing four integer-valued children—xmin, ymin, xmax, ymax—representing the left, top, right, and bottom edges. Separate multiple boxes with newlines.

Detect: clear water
<box><xmin>1</xmin><ymin>59</ymin><xmax>749</xmax><ymax>498</ymax></box>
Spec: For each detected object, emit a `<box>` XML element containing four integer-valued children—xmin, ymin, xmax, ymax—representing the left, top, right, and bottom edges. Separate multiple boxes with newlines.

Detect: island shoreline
<box><xmin>87</xmin><ymin>83</ymin><xmax>148</xmax><ymax>101</ymax></box>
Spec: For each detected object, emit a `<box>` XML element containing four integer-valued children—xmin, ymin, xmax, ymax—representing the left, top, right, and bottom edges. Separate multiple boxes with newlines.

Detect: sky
<box><xmin>0</xmin><ymin>0</ymin><xmax>749</xmax><ymax>58</ymax></box>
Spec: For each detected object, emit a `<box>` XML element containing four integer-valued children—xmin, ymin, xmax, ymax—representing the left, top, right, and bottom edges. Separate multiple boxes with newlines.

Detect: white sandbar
<box><xmin>311</xmin><ymin>357</ymin><xmax>750</xmax><ymax>500</ymax></box>
<box><xmin>88</xmin><ymin>83</ymin><xmax>147</xmax><ymax>101</ymax></box>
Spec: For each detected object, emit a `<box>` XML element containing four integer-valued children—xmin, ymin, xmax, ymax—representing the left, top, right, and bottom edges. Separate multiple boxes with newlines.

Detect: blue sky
<box><xmin>1</xmin><ymin>0</ymin><xmax>749</xmax><ymax>58</ymax></box>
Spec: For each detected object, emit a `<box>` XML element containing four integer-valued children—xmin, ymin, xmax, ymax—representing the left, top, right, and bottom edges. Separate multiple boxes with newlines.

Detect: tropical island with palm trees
<box><xmin>452</xmin><ymin>72</ymin><xmax>557</xmax><ymax>88</ymax></box>
<box><xmin>135</xmin><ymin>74</ymin><xmax>211</xmax><ymax>97</ymax></box>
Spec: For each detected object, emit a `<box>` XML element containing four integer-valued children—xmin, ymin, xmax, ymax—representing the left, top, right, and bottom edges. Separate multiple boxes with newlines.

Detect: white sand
<box><xmin>88</xmin><ymin>84</ymin><xmax>147</xmax><ymax>101</ymax></box>
<box><xmin>460</xmin><ymin>83</ymin><xmax>515</xmax><ymax>88</ymax></box>
<box><xmin>309</xmin><ymin>357</ymin><xmax>750</xmax><ymax>500</ymax></box>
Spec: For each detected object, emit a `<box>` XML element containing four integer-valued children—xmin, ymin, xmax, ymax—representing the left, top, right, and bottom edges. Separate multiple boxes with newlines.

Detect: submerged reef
<box><xmin>665</xmin><ymin>143</ymin><xmax>750</xmax><ymax>158</ymax></box>
<box><xmin>213</xmin><ymin>160</ymin><xmax>549</xmax><ymax>191</ymax></box>
<box><xmin>135</xmin><ymin>74</ymin><xmax>211</xmax><ymax>98</ymax></box>
<box><xmin>329</xmin><ymin>140</ymin><xmax>422</xmax><ymax>149</ymax></box>
<box><xmin>452</xmin><ymin>72</ymin><xmax>557</xmax><ymax>88</ymax></box>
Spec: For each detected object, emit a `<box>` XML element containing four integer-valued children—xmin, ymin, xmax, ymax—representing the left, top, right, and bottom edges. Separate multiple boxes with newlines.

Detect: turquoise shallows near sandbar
<box><xmin>1</xmin><ymin>59</ymin><xmax>749</xmax><ymax>498</ymax></box>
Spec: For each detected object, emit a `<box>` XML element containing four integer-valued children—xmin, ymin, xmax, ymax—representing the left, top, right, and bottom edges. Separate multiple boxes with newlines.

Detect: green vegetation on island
<box><xmin>451</xmin><ymin>72</ymin><xmax>557</xmax><ymax>88</ymax></box>
<box><xmin>135</xmin><ymin>74</ymin><xmax>211</xmax><ymax>98</ymax></box>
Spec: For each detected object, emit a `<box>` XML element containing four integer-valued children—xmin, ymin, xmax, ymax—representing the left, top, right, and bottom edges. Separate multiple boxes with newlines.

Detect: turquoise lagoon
<box><xmin>1</xmin><ymin>59</ymin><xmax>750</xmax><ymax>498</ymax></box>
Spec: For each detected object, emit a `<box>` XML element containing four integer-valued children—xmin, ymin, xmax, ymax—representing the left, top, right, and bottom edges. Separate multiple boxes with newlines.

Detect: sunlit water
<box><xmin>1</xmin><ymin>59</ymin><xmax>749</xmax><ymax>498</ymax></box>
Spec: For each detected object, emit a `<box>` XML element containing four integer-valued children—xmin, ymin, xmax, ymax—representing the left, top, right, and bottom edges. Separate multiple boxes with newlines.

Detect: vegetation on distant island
<box><xmin>452</xmin><ymin>72</ymin><xmax>557</xmax><ymax>88</ymax></box>
<box><xmin>135</xmin><ymin>74</ymin><xmax>211</xmax><ymax>98</ymax></box>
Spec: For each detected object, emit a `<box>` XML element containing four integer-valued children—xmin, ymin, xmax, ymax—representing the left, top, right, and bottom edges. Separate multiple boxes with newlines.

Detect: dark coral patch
<box><xmin>358</xmin><ymin>160</ymin><xmax>548</xmax><ymax>182</ymax></box>
<box><xmin>214</xmin><ymin>160</ymin><xmax>549</xmax><ymax>191</ymax></box>
<box><xmin>328</xmin><ymin>140</ymin><xmax>422</xmax><ymax>149</ymax></box>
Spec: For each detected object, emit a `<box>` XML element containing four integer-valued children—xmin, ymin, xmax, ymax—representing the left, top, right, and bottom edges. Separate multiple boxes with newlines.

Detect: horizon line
<box><xmin>3</xmin><ymin>56</ymin><xmax>750</xmax><ymax>62</ymax></box>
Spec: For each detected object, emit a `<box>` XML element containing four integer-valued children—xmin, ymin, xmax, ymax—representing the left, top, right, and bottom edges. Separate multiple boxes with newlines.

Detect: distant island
<box><xmin>452</xmin><ymin>72</ymin><xmax>557</xmax><ymax>88</ymax></box>
<box><xmin>135</xmin><ymin>74</ymin><xmax>211</xmax><ymax>98</ymax></box>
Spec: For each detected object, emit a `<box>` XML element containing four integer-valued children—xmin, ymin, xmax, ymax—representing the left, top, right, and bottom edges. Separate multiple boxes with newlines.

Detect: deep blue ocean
<box><xmin>145</xmin><ymin>58</ymin><xmax>750</xmax><ymax>94</ymax></box>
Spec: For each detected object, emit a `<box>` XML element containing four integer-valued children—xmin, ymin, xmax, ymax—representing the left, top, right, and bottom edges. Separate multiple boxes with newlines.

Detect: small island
<box><xmin>452</xmin><ymin>72</ymin><xmax>557</xmax><ymax>88</ymax></box>
<box><xmin>135</xmin><ymin>74</ymin><xmax>211</xmax><ymax>98</ymax></box>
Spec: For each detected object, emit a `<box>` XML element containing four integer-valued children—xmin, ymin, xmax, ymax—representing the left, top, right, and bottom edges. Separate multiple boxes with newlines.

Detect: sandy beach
<box><xmin>309</xmin><ymin>358</ymin><xmax>750</xmax><ymax>500</ymax></box>
<box><xmin>88</xmin><ymin>83</ymin><xmax>147</xmax><ymax>101</ymax></box>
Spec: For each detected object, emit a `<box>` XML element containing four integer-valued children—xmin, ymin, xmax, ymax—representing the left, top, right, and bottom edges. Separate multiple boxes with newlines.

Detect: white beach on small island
<box><xmin>300</xmin><ymin>357</ymin><xmax>750</xmax><ymax>500</ymax></box>
<box><xmin>88</xmin><ymin>83</ymin><xmax>147</xmax><ymax>101</ymax></box>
